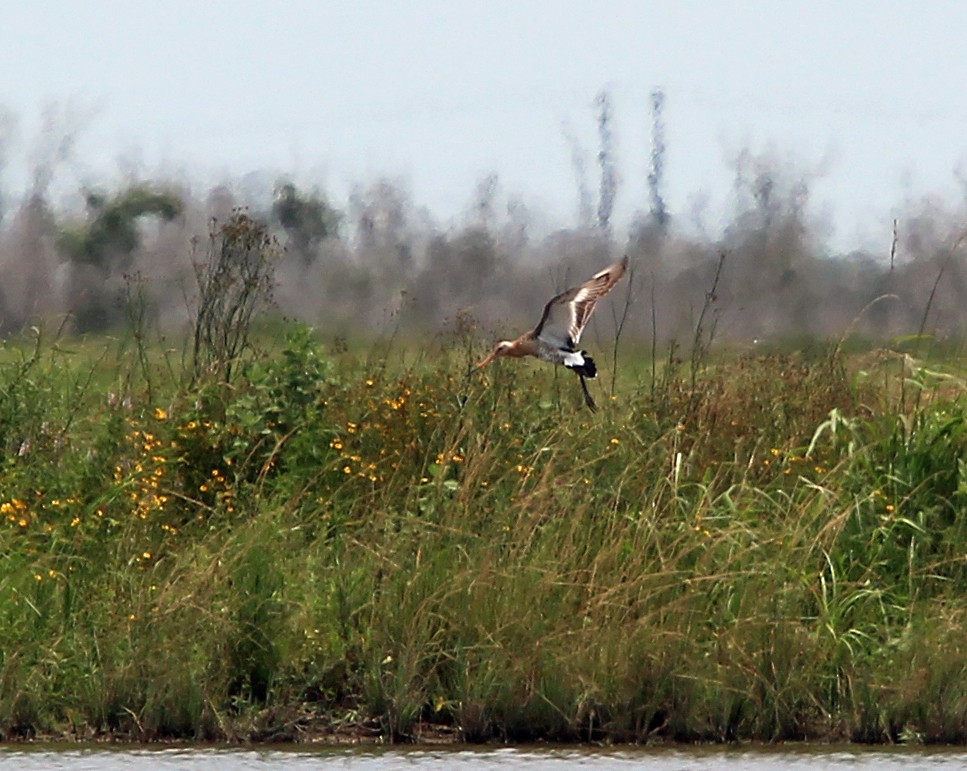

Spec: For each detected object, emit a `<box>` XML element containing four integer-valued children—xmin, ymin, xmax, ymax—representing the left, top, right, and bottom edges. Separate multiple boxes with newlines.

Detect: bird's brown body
<box><xmin>476</xmin><ymin>256</ymin><xmax>629</xmax><ymax>410</ymax></box>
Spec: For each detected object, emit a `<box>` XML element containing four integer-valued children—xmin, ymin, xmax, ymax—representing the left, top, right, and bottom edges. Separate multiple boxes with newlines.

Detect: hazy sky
<box><xmin>4</xmin><ymin>1</ymin><xmax>967</xmax><ymax>253</ymax></box>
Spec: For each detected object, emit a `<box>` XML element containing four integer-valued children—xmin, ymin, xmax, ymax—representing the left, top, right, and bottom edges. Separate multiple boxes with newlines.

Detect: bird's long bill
<box><xmin>475</xmin><ymin>348</ymin><xmax>500</xmax><ymax>369</ymax></box>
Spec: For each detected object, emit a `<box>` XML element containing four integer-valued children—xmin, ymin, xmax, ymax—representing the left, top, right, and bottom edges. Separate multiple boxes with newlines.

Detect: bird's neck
<box><xmin>505</xmin><ymin>336</ymin><xmax>539</xmax><ymax>357</ymax></box>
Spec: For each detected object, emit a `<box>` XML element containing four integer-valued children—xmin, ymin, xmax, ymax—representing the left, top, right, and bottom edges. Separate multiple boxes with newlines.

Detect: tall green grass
<box><xmin>2</xmin><ymin>324</ymin><xmax>967</xmax><ymax>744</ymax></box>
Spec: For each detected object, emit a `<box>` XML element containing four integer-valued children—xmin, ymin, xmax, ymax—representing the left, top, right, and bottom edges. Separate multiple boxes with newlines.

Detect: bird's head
<box><xmin>475</xmin><ymin>340</ymin><xmax>514</xmax><ymax>369</ymax></box>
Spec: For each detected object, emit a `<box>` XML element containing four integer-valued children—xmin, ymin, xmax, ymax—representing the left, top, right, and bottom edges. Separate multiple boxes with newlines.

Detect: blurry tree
<box><xmin>1</xmin><ymin>194</ymin><xmax>59</xmax><ymax>331</ymax></box>
<box><xmin>351</xmin><ymin>180</ymin><xmax>410</xmax><ymax>256</ymax></box>
<box><xmin>0</xmin><ymin>102</ymin><xmax>92</xmax><ymax>331</ymax></box>
<box><xmin>271</xmin><ymin>182</ymin><xmax>340</xmax><ymax>268</ymax></box>
<box><xmin>58</xmin><ymin>185</ymin><xmax>182</xmax><ymax>271</ymax></box>
<box><xmin>28</xmin><ymin>101</ymin><xmax>93</xmax><ymax>200</ymax></box>
<box><xmin>451</xmin><ymin>227</ymin><xmax>501</xmax><ymax>288</ymax></box>
<box><xmin>58</xmin><ymin>185</ymin><xmax>183</xmax><ymax>332</ymax></box>
<box><xmin>721</xmin><ymin>150</ymin><xmax>818</xmax><ymax>338</ymax></box>
<box><xmin>631</xmin><ymin>87</ymin><xmax>671</xmax><ymax>259</ymax></box>
<box><xmin>413</xmin><ymin>227</ymin><xmax>504</xmax><ymax>327</ymax></box>
<box><xmin>595</xmin><ymin>89</ymin><xmax>618</xmax><ymax>237</ymax></box>
<box><xmin>348</xmin><ymin>179</ymin><xmax>415</xmax><ymax>316</ymax></box>
<box><xmin>501</xmin><ymin>195</ymin><xmax>531</xmax><ymax>256</ymax></box>
<box><xmin>0</xmin><ymin>106</ymin><xmax>17</xmax><ymax>227</ymax></box>
<box><xmin>562</xmin><ymin>123</ymin><xmax>594</xmax><ymax>229</ymax></box>
<box><xmin>647</xmin><ymin>87</ymin><xmax>668</xmax><ymax>230</ymax></box>
<box><xmin>472</xmin><ymin>174</ymin><xmax>499</xmax><ymax>230</ymax></box>
<box><xmin>206</xmin><ymin>185</ymin><xmax>237</xmax><ymax>222</ymax></box>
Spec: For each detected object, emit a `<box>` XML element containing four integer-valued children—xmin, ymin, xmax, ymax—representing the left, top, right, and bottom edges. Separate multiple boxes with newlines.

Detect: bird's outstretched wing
<box><xmin>534</xmin><ymin>255</ymin><xmax>629</xmax><ymax>349</ymax></box>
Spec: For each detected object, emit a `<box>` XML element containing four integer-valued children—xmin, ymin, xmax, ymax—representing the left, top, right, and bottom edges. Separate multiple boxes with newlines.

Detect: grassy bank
<box><xmin>2</xmin><ymin>324</ymin><xmax>967</xmax><ymax>745</ymax></box>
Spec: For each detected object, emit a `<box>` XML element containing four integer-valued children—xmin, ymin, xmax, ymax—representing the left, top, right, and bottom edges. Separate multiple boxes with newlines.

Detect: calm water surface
<box><xmin>3</xmin><ymin>745</ymin><xmax>967</xmax><ymax>770</ymax></box>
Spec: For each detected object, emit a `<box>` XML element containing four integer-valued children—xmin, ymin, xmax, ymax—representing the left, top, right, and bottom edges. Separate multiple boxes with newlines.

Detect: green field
<box><xmin>2</xmin><ymin>320</ymin><xmax>967</xmax><ymax>745</ymax></box>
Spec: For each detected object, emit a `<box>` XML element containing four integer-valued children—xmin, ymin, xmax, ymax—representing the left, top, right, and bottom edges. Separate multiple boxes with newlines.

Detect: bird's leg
<box><xmin>579</xmin><ymin>374</ymin><xmax>597</xmax><ymax>412</ymax></box>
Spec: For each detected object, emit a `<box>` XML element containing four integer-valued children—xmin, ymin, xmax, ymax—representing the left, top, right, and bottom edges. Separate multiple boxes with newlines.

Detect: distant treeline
<box><xmin>1</xmin><ymin>157</ymin><xmax>967</xmax><ymax>347</ymax></box>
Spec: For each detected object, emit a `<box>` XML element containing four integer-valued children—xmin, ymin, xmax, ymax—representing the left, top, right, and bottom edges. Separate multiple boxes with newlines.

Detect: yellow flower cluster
<box><xmin>325</xmin><ymin>378</ymin><xmax>466</xmax><ymax>489</ymax></box>
<box><xmin>200</xmin><ymin>466</ymin><xmax>235</xmax><ymax>514</ymax></box>
<box><xmin>1</xmin><ymin>498</ymin><xmax>29</xmax><ymax>528</ymax></box>
<box><xmin>33</xmin><ymin>569</ymin><xmax>60</xmax><ymax>582</ymax></box>
<box><xmin>767</xmin><ymin>449</ymin><xmax>827</xmax><ymax>477</ymax></box>
<box><xmin>326</xmin><ymin>417</ymin><xmax>388</xmax><ymax>484</ymax></box>
<box><xmin>120</xmin><ymin>426</ymin><xmax>170</xmax><ymax>521</ymax></box>
<box><xmin>3</xmin><ymin>494</ymin><xmax>82</xmax><ymax>533</ymax></box>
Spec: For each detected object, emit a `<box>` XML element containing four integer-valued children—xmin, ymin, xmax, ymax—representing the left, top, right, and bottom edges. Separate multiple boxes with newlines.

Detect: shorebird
<box><xmin>476</xmin><ymin>255</ymin><xmax>629</xmax><ymax>411</ymax></box>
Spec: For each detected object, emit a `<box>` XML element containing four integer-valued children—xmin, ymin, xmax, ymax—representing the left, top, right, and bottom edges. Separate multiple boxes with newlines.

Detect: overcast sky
<box><xmin>4</xmin><ymin>1</ymin><xmax>967</xmax><ymax>253</ymax></box>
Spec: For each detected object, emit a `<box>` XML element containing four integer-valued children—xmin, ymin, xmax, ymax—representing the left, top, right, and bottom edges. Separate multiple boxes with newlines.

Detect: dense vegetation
<box><xmin>2</xmin><ymin>286</ymin><xmax>967</xmax><ymax>744</ymax></box>
<box><xmin>5</xmin><ymin>102</ymin><xmax>967</xmax><ymax>746</ymax></box>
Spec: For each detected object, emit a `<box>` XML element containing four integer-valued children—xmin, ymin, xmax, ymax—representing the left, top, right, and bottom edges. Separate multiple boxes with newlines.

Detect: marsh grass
<box><xmin>2</xmin><ymin>325</ymin><xmax>967</xmax><ymax>744</ymax></box>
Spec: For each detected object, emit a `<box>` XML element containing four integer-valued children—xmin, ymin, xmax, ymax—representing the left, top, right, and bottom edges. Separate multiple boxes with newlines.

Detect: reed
<box><xmin>1</xmin><ymin>324</ymin><xmax>967</xmax><ymax>745</ymax></box>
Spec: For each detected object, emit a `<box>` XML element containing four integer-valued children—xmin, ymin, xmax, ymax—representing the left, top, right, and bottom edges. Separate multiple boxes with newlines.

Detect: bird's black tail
<box><xmin>566</xmin><ymin>352</ymin><xmax>597</xmax><ymax>379</ymax></box>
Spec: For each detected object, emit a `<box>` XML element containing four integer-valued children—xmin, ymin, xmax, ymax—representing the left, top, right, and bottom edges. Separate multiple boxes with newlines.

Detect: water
<box><xmin>3</xmin><ymin>745</ymin><xmax>967</xmax><ymax>770</ymax></box>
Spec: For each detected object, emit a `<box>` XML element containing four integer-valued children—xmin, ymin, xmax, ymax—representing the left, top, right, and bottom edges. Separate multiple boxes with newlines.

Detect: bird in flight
<box><xmin>476</xmin><ymin>255</ymin><xmax>629</xmax><ymax>411</ymax></box>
